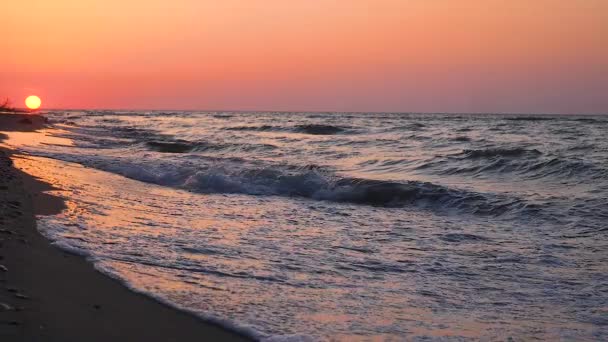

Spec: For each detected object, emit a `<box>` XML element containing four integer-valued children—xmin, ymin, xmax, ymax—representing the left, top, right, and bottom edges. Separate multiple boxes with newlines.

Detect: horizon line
<box><xmin>28</xmin><ymin>107</ymin><xmax>608</xmax><ymax>116</ymax></box>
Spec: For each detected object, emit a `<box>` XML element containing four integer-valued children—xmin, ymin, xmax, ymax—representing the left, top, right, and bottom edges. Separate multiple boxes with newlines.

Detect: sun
<box><xmin>25</xmin><ymin>95</ymin><xmax>42</xmax><ymax>110</ymax></box>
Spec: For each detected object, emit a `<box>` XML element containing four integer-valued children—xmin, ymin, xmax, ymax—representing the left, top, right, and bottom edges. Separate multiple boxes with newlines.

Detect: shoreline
<box><xmin>1</xmin><ymin>114</ymin><xmax>251</xmax><ymax>341</ymax></box>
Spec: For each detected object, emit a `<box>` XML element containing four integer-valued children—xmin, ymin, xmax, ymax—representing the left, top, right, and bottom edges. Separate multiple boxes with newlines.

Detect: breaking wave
<box><xmin>22</xmin><ymin>149</ymin><xmax>538</xmax><ymax>218</ymax></box>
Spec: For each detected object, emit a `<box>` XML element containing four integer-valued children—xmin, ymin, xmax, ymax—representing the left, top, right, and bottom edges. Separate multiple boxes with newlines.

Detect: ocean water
<box><xmin>6</xmin><ymin>111</ymin><xmax>608</xmax><ymax>340</ymax></box>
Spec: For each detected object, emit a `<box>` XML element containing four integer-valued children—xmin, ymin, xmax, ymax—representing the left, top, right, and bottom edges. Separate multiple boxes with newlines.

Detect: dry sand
<box><xmin>0</xmin><ymin>114</ymin><xmax>251</xmax><ymax>341</ymax></box>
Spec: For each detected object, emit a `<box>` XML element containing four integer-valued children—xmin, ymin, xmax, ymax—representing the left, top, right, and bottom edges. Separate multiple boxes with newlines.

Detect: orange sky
<box><xmin>2</xmin><ymin>0</ymin><xmax>607</xmax><ymax>113</ymax></box>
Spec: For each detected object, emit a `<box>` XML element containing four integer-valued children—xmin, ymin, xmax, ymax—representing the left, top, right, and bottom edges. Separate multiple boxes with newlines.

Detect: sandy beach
<box><xmin>0</xmin><ymin>113</ymin><xmax>250</xmax><ymax>341</ymax></box>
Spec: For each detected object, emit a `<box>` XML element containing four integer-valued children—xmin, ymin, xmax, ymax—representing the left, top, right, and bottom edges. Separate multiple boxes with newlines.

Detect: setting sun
<box><xmin>25</xmin><ymin>95</ymin><xmax>42</xmax><ymax>110</ymax></box>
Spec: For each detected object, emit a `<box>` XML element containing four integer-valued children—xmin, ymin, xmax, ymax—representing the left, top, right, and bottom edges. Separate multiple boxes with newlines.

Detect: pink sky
<box><xmin>2</xmin><ymin>0</ymin><xmax>607</xmax><ymax>113</ymax></box>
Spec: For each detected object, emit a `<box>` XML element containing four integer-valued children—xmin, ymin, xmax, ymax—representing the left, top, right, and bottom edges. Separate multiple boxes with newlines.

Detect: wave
<box><xmin>23</xmin><ymin>149</ymin><xmax>538</xmax><ymax>218</ymax></box>
<box><xmin>451</xmin><ymin>136</ymin><xmax>471</xmax><ymax>142</ymax></box>
<box><xmin>389</xmin><ymin>123</ymin><xmax>426</xmax><ymax>131</ymax></box>
<box><xmin>153</xmin><ymin>165</ymin><xmax>540</xmax><ymax>216</ymax></box>
<box><xmin>504</xmin><ymin>116</ymin><xmax>608</xmax><ymax>124</ymax></box>
<box><xmin>459</xmin><ymin>148</ymin><xmax>542</xmax><ymax>159</ymax></box>
<box><xmin>225</xmin><ymin>124</ymin><xmax>348</xmax><ymax>135</ymax></box>
<box><xmin>59</xmin><ymin>125</ymin><xmax>279</xmax><ymax>154</ymax></box>
<box><xmin>573</xmin><ymin>118</ymin><xmax>608</xmax><ymax>124</ymax></box>
<box><xmin>225</xmin><ymin>125</ymin><xmax>276</xmax><ymax>132</ymax></box>
<box><xmin>213</xmin><ymin>114</ymin><xmax>233</xmax><ymax>119</ymax></box>
<box><xmin>416</xmin><ymin>147</ymin><xmax>606</xmax><ymax>181</ymax></box>
<box><xmin>294</xmin><ymin>124</ymin><xmax>346</xmax><ymax>135</ymax></box>
<box><xmin>505</xmin><ymin>117</ymin><xmax>555</xmax><ymax>122</ymax></box>
<box><xmin>144</xmin><ymin>139</ymin><xmax>277</xmax><ymax>154</ymax></box>
<box><xmin>68</xmin><ymin>125</ymin><xmax>174</xmax><ymax>142</ymax></box>
<box><xmin>145</xmin><ymin>141</ymin><xmax>195</xmax><ymax>153</ymax></box>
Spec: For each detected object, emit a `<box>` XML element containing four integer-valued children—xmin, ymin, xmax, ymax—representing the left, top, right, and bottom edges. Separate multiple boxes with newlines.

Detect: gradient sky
<box><xmin>2</xmin><ymin>0</ymin><xmax>607</xmax><ymax>113</ymax></box>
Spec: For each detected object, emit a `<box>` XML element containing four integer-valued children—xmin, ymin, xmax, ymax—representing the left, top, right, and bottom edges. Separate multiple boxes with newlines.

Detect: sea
<box><xmin>5</xmin><ymin>111</ymin><xmax>608</xmax><ymax>340</ymax></box>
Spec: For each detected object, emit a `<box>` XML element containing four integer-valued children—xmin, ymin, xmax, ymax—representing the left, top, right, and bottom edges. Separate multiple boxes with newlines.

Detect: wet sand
<box><xmin>0</xmin><ymin>114</ymin><xmax>251</xmax><ymax>341</ymax></box>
